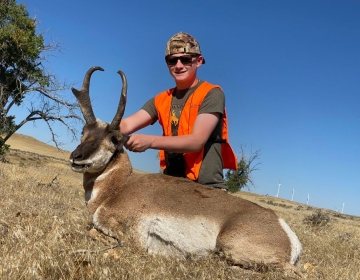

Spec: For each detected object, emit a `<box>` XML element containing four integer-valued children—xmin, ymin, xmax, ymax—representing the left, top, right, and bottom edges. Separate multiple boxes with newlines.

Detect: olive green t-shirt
<box><xmin>141</xmin><ymin>80</ymin><xmax>227</xmax><ymax>189</ymax></box>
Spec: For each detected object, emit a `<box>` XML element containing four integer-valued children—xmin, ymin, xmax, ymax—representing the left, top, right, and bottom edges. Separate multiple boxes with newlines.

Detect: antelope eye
<box><xmin>111</xmin><ymin>136</ymin><xmax>119</xmax><ymax>145</ymax></box>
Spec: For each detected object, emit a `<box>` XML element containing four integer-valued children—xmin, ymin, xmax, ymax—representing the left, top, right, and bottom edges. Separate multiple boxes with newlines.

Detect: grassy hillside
<box><xmin>0</xmin><ymin>134</ymin><xmax>359</xmax><ymax>279</ymax></box>
<box><xmin>6</xmin><ymin>133</ymin><xmax>71</xmax><ymax>160</ymax></box>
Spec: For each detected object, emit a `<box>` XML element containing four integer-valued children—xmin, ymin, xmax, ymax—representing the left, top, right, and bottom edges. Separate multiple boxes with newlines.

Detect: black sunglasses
<box><xmin>165</xmin><ymin>55</ymin><xmax>199</xmax><ymax>66</ymax></box>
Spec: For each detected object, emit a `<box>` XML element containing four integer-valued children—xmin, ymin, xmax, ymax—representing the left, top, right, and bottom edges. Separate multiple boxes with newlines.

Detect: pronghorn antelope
<box><xmin>70</xmin><ymin>66</ymin><xmax>302</xmax><ymax>274</ymax></box>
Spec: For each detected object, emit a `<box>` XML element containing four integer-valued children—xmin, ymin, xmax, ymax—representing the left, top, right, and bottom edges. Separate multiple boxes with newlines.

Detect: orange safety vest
<box><xmin>154</xmin><ymin>81</ymin><xmax>238</xmax><ymax>181</ymax></box>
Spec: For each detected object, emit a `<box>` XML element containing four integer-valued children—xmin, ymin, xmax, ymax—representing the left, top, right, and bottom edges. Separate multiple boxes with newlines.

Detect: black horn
<box><xmin>109</xmin><ymin>70</ymin><xmax>127</xmax><ymax>130</ymax></box>
<box><xmin>71</xmin><ymin>66</ymin><xmax>104</xmax><ymax>125</ymax></box>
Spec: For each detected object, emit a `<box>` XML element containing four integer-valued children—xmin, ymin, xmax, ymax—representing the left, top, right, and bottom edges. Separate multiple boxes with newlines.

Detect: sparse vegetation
<box><xmin>303</xmin><ymin>211</ymin><xmax>331</xmax><ymax>227</ymax></box>
<box><xmin>0</xmin><ymin>141</ymin><xmax>360</xmax><ymax>279</ymax></box>
<box><xmin>259</xmin><ymin>199</ymin><xmax>293</xmax><ymax>209</ymax></box>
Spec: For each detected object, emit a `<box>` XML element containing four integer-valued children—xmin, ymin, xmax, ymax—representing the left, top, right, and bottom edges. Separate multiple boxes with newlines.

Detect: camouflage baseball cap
<box><xmin>165</xmin><ymin>32</ymin><xmax>205</xmax><ymax>64</ymax></box>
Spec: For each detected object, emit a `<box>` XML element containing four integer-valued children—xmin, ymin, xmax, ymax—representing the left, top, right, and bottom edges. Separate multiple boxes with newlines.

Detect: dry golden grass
<box><xmin>5</xmin><ymin>133</ymin><xmax>71</xmax><ymax>160</ymax></box>
<box><xmin>0</xmin><ymin>134</ymin><xmax>359</xmax><ymax>279</ymax></box>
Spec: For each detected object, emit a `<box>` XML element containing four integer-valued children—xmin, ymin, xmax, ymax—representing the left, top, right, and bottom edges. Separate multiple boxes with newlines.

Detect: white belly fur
<box><xmin>138</xmin><ymin>215</ymin><xmax>220</xmax><ymax>258</ymax></box>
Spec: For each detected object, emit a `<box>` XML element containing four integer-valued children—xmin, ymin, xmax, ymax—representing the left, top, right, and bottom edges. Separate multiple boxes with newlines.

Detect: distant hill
<box><xmin>6</xmin><ymin>133</ymin><xmax>70</xmax><ymax>160</ymax></box>
<box><xmin>5</xmin><ymin>133</ymin><xmax>147</xmax><ymax>174</ymax></box>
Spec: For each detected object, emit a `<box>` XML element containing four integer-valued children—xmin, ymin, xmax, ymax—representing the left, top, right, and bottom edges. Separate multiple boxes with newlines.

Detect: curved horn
<box><xmin>109</xmin><ymin>70</ymin><xmax>127</xmax><ymax>130</ymax></box>
<box><xmin>71</xmin><ymin>66</ymin><xmax>104</xmax><ymax>124</ymax></box>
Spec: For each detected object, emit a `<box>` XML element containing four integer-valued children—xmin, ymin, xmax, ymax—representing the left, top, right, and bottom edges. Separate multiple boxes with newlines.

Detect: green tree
<box><xmin>0</xmin><ymin>0</ymin><xmax>80</xmax><ymax>158</ymax></box>
<box><xmin>225</xmin><ymin>146</ymin><xmax>260</xmax><ymax>193</ymax></box>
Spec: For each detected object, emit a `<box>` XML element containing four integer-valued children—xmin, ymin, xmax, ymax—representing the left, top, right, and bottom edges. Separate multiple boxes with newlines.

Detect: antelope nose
<box><xmin>70</xmin><ymin>151</ymin><xmax>83</xmax><ymax>161</ymax></box>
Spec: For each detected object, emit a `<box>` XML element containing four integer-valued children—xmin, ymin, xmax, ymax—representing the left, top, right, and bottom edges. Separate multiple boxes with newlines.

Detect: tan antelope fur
<box><xmin>70</xmin><ymin>67</ymin><xmax>302</xmax><ymax>273</ymax></box>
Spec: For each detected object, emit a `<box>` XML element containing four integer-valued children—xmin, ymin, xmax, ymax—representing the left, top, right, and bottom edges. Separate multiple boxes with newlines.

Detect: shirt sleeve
<box><xmin>198</xmin><ymin>87</ymin><xmax>225</xmax><ymax>115</ymax></box>
<box><xmin>141</xmin><ymin>97</ymin><xmax>158</xmax><ymax>121</ymax></box>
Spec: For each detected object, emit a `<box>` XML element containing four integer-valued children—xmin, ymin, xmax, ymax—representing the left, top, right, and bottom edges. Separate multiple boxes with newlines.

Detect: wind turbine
<box><xmin>306</xmin><ymin>193</ymin><xmax>310</xmax><ymax>205</ymax></box>
<box><xmin>276</xmin><ymin>181</ymin><xmax>281</xmax><ymax>198</ymax></box>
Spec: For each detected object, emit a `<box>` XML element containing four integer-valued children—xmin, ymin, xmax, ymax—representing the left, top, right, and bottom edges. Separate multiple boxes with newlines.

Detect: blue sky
<box><xmin>17</xmin><ymin>0</ymin><xmax>359</xmax><ymax>216</ymax></box>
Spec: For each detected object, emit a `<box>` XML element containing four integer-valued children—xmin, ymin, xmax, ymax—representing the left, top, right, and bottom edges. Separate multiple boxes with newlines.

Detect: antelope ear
<box><xmin>121</xmin><ymin>134</ymin><xmax>130</xmax><ymax>145</ymax></box>
<box><xmin>116</xmin><ymin>134</ymin><xmax>129</xmax><ymax>151</ymax></box>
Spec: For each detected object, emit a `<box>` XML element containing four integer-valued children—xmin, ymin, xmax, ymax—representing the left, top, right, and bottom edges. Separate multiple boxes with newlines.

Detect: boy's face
<box><xmin>166</xmin><ymin>53</ymin><xmax>204</xmax><ymax>84</ymax></box>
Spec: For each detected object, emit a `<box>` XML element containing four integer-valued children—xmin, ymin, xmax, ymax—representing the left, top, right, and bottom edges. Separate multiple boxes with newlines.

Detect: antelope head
<box><xmin>70</xmin><ymin>66</ymin><xmax>129</xmax><ymax>173</ymax></box>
